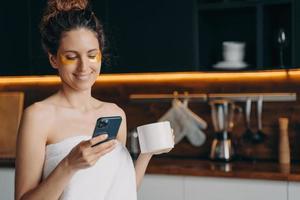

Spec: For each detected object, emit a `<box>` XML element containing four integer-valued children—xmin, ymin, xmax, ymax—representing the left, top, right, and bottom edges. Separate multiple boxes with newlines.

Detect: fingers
<box><xmin>83</xmin><ymin>140</ymin><xmax>117</xmax><ymax>166</ymax></box>
<box><xmin>83</xmin><ymin>136</ymin><xmax>117</xmax><ymax>159</ymax></box>
<box><xmin>89</xmin><ymin>134</ymin><xmax>108</xmax><ymax>147</ymax></box>
<box><xmin>78</xmin><ymin>134</ymin><xmax>116</xmax><ymax>157</ymax></box>
<box><xmin>67</xmin><ymin>135</ymin><xmax>118</xmax><ymax>170</ymax></box>
<box><xmin>77</xmin><ymin>139</ymin><xmax>117</xmax><ymax>167</ymax></box>
<box><xmin>153</xmin><ymin>147</ymin><xmax>173</xmax><ymax>155</ymax></box>
<box><xmin>92</xmin><ymin>139</ymin><xmax>117</xmax><ymax>154</ymax></box>
<box><xmin>94</xmin><ymin>140</ymin><xmax>117</xmax><ymax>156</ymax></box>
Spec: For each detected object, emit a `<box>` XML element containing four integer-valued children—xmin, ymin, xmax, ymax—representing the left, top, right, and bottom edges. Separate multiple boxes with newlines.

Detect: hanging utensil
<box><xmin>252</xmin><ymin>96</ymin><xmax>266</xmax><ymax>143</ymax></box>
<box><xmin>242</xmin><ymin>98</ymin><xmax>253</xmax><ymax>142</ymax></box>
<box><xmin>277</xmin><ymin>28</ymin><xmax>287</xmax><ymax>68</ymax></box>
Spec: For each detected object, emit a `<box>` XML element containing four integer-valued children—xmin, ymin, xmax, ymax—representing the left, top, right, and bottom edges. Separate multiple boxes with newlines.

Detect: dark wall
<box><xmin>104</xmin><ymin>0</ymin><xmax>197</xmax><ymax>73</ymax></box>
<box><xmin>0</xmin><ymin>0</ymin><xmax>197</xmax><ymax>75</ymax></box>
<box><xmin>1</xmin><ymin>0</ymin><xmax>299</xmax><ymax>75</ymax></box>
<box><xmin>0</xmin><ymin>1</ymin><xmax>30</xmax><ymax>75</ymax></box>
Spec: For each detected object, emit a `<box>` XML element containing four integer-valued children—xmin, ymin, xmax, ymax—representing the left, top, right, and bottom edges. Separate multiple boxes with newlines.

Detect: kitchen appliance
<box><xmin>209</xmin><ymin>99</ymin><xmax>239</xmax><ymax>161</ymax></box>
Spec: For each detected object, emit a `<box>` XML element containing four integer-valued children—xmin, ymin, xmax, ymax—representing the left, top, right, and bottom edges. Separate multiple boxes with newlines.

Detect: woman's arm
<box><xmin>134</xmin><ymin>153</ymin><xmax>153</xmax><ymax>189</ymax></box>
<box><xmin>15</xmin><ymin>104</ymin><xmax>116</xmax><ymax>200</ymax></box>
<box><xmin>15</xmin><ymin>105</ymin><xmax>72</xmax><ymax>200</ymax></box>
<box><xmin>16</xmin><ymin>157</ymin><xmax>76</xmax><ymax>200</ymax></box>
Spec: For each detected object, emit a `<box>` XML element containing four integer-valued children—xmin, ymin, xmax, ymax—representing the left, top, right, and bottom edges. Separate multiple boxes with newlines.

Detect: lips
<box><xmin>74</xmin><ymin>73</ymin><xmax>92</xmax><ymax>81</ymax></box>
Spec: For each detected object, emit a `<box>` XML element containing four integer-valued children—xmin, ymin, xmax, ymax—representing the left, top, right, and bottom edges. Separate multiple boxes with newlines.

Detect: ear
<box><xmin>48</xmin><ymin>53</ymin><xmax>58</xmax><ymax>69</ymax></box>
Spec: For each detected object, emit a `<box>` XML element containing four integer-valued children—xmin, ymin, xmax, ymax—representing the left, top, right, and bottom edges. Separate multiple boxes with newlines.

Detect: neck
<box><xmin>58</xmin><ymin>85</ymin><xmax>94</xmax><ymax>112</ymax></box>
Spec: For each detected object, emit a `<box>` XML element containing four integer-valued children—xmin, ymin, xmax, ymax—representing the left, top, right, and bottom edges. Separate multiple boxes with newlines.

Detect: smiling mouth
<box><xmin>74</xmin><ymin>73</ymin><xmax>92</xmax><ymax>80</ymax></box>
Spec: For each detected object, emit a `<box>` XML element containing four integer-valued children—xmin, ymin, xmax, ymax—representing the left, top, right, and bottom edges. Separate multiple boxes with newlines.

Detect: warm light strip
<box><xmin>99</xmin><ymin>71</ymin><xmax>290</xmax><ymax>82</ymax></box>
<box><xmin>0</xmin><ymin>76</ymin><xmax>61</xmax><ymax>84</ymax></box>
<box><xmin>0</xmin><ymin>69</ymin><xmax>299</xmax><ymax>85</ymax></box>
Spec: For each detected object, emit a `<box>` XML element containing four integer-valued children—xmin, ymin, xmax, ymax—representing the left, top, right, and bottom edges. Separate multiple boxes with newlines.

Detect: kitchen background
<box><xmin>1</xmin><ymin>0</ymin><xmax>300</xmax><ymax>200</ymax></box>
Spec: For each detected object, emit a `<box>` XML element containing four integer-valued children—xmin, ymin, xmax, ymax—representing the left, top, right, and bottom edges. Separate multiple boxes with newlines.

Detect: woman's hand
<box><xmin>63</xmin><ymin>134</ymin><xmax>117</xmax><ymax>172</ymax></box>
<box><xmin>152</xmin><ymin>147</ymin><xmax>173</xmax><ymax>155</ymax></box>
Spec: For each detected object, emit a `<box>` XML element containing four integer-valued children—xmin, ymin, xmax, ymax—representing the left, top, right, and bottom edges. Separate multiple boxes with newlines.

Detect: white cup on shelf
<box><xmin>222</xmin><ymin>41</ymin><xmax>245</xmax><ymax>63</ymax></box>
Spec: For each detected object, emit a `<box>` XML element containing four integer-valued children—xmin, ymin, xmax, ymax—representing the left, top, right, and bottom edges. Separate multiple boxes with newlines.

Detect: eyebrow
<box><xmin>63</xmin><ymin>49</ymin><xmax>99</xmax><ymax>53</ymax></box>
<box><xmin>88</xmin><ymin>49</ymin><xmax>99</xmax><ymax>53</ymax></box>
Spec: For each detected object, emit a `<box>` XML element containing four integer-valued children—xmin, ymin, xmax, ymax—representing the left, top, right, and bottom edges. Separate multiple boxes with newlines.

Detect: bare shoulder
<box><xmin>94</xmin><ymin>99</ymin><xmax>126</xmax><ymax>117</ymax></box>
<box><xmin>103</xmin><ymin>102</ymin><xmax>126</xmax><ymax>118</ymax></box>
<box><xmin>20</xmin><ymin>99</ymin><xmax>56</xmax><ymax>140</ymax></box>
<box><xmin>23</xmin><ymin>100</ymin><xmax>55</xmax><ymax>123</ymax></box>
<box><xmin>105</xmin><ymin>102</ymin><xmax>125</xmax><ymax>114</ymax></box>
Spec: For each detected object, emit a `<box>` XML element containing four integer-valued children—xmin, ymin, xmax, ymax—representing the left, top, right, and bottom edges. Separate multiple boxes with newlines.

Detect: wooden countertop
<box><xmin>146</xmin><ymin>158</ymin><xmax>300</xmax><ymax>182</ymax></box>
<box><xmin>1</xmin><ymin>157</ymin><xmax>300</xmax><ymax>181</ymax></box>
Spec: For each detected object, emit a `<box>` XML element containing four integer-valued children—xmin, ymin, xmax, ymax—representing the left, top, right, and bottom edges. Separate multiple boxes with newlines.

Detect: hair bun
<box><xmin>43</xmin><ymin>0</ymin><xmax>89</xmax><ymax>22</ymax></box>
<box><xmin>48</xmin><ymin>0</ymin><xmax>88</xmax><ymax>12</ymax></box>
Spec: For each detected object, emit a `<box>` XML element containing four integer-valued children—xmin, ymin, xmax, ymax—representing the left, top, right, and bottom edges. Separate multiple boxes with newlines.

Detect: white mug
<box><xmin>223</xmin><ymin>41</ymin><xmax>245</xmax><ymax>63</ymax></box>
<box><xmin>137</xmin><ymin>121</ymin><xmax>174</xmax><ymax>154</ymax></box>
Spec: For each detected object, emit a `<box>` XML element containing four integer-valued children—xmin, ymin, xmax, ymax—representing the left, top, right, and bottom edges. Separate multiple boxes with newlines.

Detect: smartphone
<box><xmin>91</xmin><ymin>116</ymin><xmax>122</xmax><ymax>147</ymax></box>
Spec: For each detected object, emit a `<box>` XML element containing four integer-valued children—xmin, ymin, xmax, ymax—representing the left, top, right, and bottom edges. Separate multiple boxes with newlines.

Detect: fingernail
<box><xmin>103</xmin><ymin>134</ymin><xmax>108</xmax><ymax>138</ymax></box>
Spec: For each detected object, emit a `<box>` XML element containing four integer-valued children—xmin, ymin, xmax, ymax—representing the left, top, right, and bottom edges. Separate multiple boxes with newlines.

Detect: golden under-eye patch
<box><xmin>89</xmin><ymin>52</ymin><xmax>101</xmax><ymax>63</ymax></box>
<box><xmin>59</xmin><ymin>54</ymin><xmax>77</xmax><ymax>65</ymax></box>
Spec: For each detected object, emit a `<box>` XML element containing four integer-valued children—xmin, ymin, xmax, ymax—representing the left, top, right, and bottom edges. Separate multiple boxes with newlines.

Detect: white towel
<box><xmin>43</xmin><ymin>135</ymin><xmax>137</xmax><ymax>200</ymax></box>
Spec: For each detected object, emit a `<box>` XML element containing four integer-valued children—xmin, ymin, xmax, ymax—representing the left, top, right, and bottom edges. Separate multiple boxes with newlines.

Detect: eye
<box><xmin>65</xmin><ymin>55</ymin><xmax>77</xmax><ymax>60</ymax></box>
<box><xmin>88</xmin><ymin>55</ymin><xmax>97</xmax><ymax>59</ymax></box>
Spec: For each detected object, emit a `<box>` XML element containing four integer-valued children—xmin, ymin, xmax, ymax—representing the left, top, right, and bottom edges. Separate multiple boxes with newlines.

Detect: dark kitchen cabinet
<box><xmin>1</xmin><ymin>0</ymin><xmax>300</xmax><ymax>75</ymax></box>
<box><xmin>101</xmin><ymin>0</ymin><xmax>198</xmax><ymax>73</ymax></box>
<box><xmin>197</xmin><ymin>0</ymin><xmax>299</xmax><ymax>70</ymax></box>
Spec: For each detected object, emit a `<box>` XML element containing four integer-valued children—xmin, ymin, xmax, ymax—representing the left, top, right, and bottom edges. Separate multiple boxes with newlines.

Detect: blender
<box><xmin>209</xmin><ymin>99</ymin><xmax>239</xmax><ymax>161</ymax></box>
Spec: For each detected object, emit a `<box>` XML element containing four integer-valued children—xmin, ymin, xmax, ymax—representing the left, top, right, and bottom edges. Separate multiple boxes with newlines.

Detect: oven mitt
<box><xmin>159</xmin><ymin>99</ymin><xmax>207</xmax><ymax>146</ymax></box>
<box><xmin>180</xmin><ymin>118</ymin><xmax>206</xmax><ymax>146</ymax></box>
<box><xmin>180</xmin><ymin>99</ymin><xmax>207</xmax><ymax>129</ymax></box>
<box><xmin>158</xmin><ymin>99</ymin><xmax>186</xmax><ymax>144</ymax></box>
<box><xmin>178</xmin><ymin>99</ymin><xmax>207</xmax><ymax>146</ymax></box>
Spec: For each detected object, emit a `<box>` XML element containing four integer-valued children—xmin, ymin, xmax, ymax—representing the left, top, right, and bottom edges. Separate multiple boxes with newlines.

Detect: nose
<box><xmin>77</xmin><ymin>56</ymin><xmax>89</xmax><ymax>72</ymax></box>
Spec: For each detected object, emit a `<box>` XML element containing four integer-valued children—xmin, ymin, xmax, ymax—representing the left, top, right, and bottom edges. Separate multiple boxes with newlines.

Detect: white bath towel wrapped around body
<box><xmin>43</xmin><ymin>135</ymin><xmax>137</xmax><ymax>200</ymax></box>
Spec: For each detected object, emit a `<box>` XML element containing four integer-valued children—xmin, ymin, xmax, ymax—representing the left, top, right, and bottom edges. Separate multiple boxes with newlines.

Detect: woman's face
<box><xmin>50</xmin><ymin>28</ymin><xmax>102</xmax><ymax>91</ymax></box>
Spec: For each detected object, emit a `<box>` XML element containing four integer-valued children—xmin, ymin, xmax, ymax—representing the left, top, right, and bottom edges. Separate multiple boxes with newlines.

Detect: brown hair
<box><xmin>40</xmin><ymin>0</ymin><xmax>106</xmax><ymax>57</ymax></box>
<box><xmin>42</xmin><ymin>0</ymin><xmax>88</xmax><ymax>23</ymax></box>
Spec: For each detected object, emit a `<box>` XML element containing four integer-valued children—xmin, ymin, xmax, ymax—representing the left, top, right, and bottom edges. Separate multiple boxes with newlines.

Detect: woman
<box><xmin>15</xmin><ymin>0</ymin><xmax>165</xmax><ymax>199</ymax></box>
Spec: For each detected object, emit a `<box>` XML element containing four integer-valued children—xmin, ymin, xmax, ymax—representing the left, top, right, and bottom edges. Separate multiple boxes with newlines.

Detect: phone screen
<box><xmin>92</xmin><ymin>116</ymin><xmax>122</xmax><ymax>147</ymax></box>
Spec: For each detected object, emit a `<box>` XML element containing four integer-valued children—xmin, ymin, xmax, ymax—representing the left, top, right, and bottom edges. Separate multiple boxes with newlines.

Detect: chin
<box><xmin>74</xmin><ymin>78</ymin><xmax>97</xmax><ymax>90</ymax></box>
<box><xmin>70</xmin><ymin>82</ymin><xmax>94</xmax><ymax>91</ymax></box>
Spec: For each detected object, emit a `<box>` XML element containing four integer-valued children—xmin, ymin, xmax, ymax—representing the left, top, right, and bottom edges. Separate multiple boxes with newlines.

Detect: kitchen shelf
<box><xmin>197</xmin><ymin>0</ymin><xmax>294</xmax><ymax>70</ymax></box>
<box><xmin>198</xmin><ymin>1</ymin><xmax>256</xmax><ymax>10</ymax></box>
<box><xmin>198</xmin><ymin>0</ymin><xmax>292</xmax><ymax>11</ymax></box>
<box><xmin>129</xmin><ymin>92</ymin><xmax>297</xmax><ymax>103</ymax></box>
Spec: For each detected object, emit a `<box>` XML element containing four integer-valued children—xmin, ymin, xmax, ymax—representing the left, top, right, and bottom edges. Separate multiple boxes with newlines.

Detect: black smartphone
<box><xmin>91</xmin><ymin>116</ymin><xmax>122</xmax><ymax>147</ymax></box>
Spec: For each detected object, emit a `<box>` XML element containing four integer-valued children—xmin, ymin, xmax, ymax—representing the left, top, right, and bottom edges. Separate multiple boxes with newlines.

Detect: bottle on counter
<box><xmin>278</xmin><ymin>117</ymin><xmax>290</xmax><ymax>164</ymax></box>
